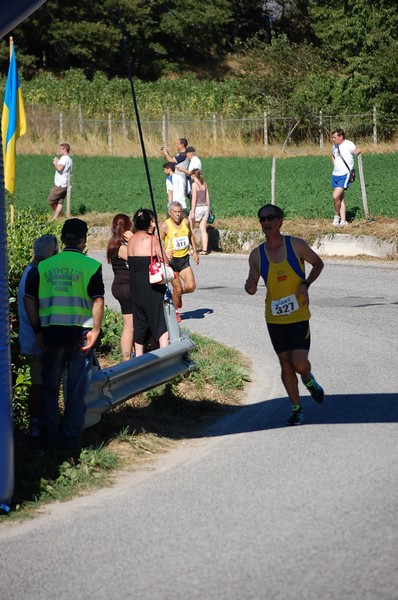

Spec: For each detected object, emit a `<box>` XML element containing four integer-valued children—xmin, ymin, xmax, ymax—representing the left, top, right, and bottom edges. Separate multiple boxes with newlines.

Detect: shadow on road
<box><xmin>201</xmin><ymin>392</ymin><xmax>398</xmax><ymax>437</ymax></box>
<box><xmin>180</xmin><ymin>308</ymin><xmax>214</xmax><ymax>321</ymax></box>
<box><xmin>93</xmin><ymin>390</ymin><xmax>398</xmax><ymax>442</ymax></box>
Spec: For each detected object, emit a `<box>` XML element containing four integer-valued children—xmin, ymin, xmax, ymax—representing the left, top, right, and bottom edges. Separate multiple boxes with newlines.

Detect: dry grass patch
<box><xmin>84</xmin><ymin>213</ymin><xmax>398</xmax><ymax>254</ymax></box>
<box><xmin>18</xmin><ymin>134</ymin><xmax>398</xmax><ymax>159</ymax></box>
<box><xmin>282</xmin><ymin>217</ymin><xmax>398</xmax><ymax>244</ymax></box>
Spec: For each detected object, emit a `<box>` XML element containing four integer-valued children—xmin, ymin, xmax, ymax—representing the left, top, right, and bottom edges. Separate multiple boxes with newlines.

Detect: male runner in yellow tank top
<box><xmin>160</xmin><ymin>201</ymin><xmax>199</xmax><ymax>322</ymax></box>
<box><xmin>245</xmin><ymin>203</ymin><xmax>324</xmax><ymax>425</ymax></box>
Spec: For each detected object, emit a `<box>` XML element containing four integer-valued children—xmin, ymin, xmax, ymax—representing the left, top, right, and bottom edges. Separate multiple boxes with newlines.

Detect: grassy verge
<box><xmin>0</xmin><ymin>333</ymin><xmax>250</xmax><ymax>522</ymax></box>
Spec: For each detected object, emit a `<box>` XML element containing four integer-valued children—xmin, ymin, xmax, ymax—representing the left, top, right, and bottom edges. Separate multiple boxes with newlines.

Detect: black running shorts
<box><xmin>267</xmin><ymin>320</ymin><xmax>311</xmax><ymax>355</ymax></box>
<box><xmin>170</xmin><ymin>254</ymin><xmax>190</xmax><ymax>273</ymax></box>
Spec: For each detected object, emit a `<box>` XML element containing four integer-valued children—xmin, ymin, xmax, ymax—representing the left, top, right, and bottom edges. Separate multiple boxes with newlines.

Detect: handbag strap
<box><xmin>337</xmin><ymin>145</ymin><xmax>352</xmax><ymax>173</ymax></box>
<box><xmin>150</xmin><ymin>234</ymin><xmax>163</xmax><ymax>263</ymax></box>
<box><xmin>149</xmin><ymin>234</ymin><xmax>157</xmax><ymax>266</ymax></box>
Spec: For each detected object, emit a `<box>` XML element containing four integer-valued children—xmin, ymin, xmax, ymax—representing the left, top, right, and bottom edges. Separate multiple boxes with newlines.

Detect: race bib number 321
<box><xmin>271</xmin><ymin>294</ymin><xmax>299</xmax><ymax>316</ymax></box>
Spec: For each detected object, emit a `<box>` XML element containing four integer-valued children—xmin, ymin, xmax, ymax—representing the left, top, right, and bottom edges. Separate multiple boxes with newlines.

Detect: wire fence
<box><xmin>25</xmin><ymin>104</ymin><xmax>379</xmax><ymax>152</ymax></box>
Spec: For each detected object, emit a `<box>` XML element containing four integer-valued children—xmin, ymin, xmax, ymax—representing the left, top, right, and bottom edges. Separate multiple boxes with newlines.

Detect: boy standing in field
<box><xmin>163</xmin><ymin>162</ymin><xmax>187</xmax><ymax>211</ymax></box>
<box><xmin>47</xmin><ymin>142</ymin><xmax>72</xmax><ymax>220</ymax></box>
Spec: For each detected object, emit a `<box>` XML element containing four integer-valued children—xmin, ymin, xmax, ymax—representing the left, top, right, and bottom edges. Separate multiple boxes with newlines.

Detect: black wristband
<box><xmin>302</xmin><ymin>280</ymin><xmax>310</xmax><ymax>289</ymax></box>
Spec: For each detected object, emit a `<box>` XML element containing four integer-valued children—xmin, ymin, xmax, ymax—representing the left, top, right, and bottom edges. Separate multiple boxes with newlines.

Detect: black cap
<box><xmin>186</xmin><ymin>146</ymin><xmax>196</xmax><ymax>153</ymax></box>
<box><xmin>61</xmin><ymin>218</ymin><xmax>88</xmax><ymax>242</ymax></box>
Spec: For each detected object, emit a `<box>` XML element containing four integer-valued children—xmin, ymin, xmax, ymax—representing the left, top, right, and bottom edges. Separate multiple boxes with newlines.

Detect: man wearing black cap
<box><xmin>24</xmin><ymin>218</ymin><xmax>105</xmax><ymax>457</ymax></box>
<box><xmin>178</xmin><ymin>146</ymin><xmax>201</xmax><ymax>173</ymax></box>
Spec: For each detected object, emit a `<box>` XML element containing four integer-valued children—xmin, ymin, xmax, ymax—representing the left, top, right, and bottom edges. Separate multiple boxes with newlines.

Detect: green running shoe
<box><xmin>302</xmin><ymin>373</ymin><xmax>324</xmax><ymax>404</ymax></box>
<box><xmin>286</xmin><ymin>404</ymin><xmax>303</xmax><ymax>426</ymax></box>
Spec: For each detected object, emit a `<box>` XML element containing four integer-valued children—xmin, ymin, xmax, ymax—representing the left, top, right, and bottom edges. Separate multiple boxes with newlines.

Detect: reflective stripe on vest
<box><xmin>39</xmin><ymin>296</ymin><xmax>93</xmax><ymax>309</ymax></box>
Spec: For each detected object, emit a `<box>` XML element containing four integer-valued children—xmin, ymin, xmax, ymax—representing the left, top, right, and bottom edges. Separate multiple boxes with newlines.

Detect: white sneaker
<box><xmin>332</xmin><ymin>216</ymin><xmax>340</xmax><ymax>226</ymax></box>
<box><xmin>339</xmin><ymin>220</ymin><xmax>348</xmax><ymax>226</ymax></box>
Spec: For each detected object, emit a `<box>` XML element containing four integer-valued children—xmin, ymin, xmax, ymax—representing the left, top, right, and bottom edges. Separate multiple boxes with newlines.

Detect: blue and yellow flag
<box><xmin>2</xmin><ymin>42</ymin><xmax>27</xmax><ymax>197</ymax></box>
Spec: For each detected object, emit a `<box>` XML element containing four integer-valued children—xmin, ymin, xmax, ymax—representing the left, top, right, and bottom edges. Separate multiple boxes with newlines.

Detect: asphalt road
<box><xmin>1</xmin><ymin>253</ymin><xmax>398</xmax><ymax>600</ymax></box>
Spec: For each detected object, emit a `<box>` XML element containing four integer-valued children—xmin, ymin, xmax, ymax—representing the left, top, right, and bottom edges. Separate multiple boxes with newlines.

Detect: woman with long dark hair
<box><xmin>106</xmin><ymin>213</ymin><xmax>134</xmax><ymax>361</ymax></box>
<box><xmin>127</xmin><ymin>209</ymin><xmax>168</xmax><ymax>357</ymax></box>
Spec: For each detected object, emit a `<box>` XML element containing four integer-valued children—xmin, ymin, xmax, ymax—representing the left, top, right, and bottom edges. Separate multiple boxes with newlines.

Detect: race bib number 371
<box><xmin>271</xmin><ymin>294</ymin><xmax>299</xmax><ymax>316</ymax></box>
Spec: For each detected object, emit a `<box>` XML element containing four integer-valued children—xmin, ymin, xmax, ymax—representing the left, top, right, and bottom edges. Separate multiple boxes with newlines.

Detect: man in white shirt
<box><xmin>177</xmin><ymin>146</ymin><xmax>202</xmax><ymax>201</ymax></box>
<box><xmin>331</xmin><ymin>129</ymin><xmax>361</xmax><ymax>226</ymax></box>
<box><xmin>47</xmin><ymin>142</ymin><xmax>73</xmax><ymax>220</ymax></box>
<box><xmin>163</xmin><ymin>162</ymin><xmax>187</xmax><ymax>210</ymax></box>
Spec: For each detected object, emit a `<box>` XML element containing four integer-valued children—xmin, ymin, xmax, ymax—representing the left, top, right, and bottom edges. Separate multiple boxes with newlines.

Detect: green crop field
<box><xmin>12</xmin><ymin>153</ymin><xmax>398</xmax><ymax>220</ymax></box>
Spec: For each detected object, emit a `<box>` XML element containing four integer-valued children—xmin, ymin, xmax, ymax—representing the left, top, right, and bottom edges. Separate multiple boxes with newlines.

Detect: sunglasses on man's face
<box><xmin>259</xmin><ymin>214</ymin><xmax>279</xmax><ymax>222</ymax></box>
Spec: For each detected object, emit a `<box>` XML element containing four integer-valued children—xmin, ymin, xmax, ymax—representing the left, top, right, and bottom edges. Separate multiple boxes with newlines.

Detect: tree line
<box><xmin>1</xmin><ymin>1</ymin><xmax>398</xmax><ymax>134</ymax></box>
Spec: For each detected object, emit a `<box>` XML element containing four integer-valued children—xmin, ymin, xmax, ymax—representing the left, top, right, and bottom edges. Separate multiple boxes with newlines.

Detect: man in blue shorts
<box><xmin>331</xmin><ymin>128</ymin><xmax>361</xmax><ymax>226</ymax></box>
<box><xmin>245</xmin><ymin>203</ymin><xmax>324</xmax><ymax>425</ymax></box>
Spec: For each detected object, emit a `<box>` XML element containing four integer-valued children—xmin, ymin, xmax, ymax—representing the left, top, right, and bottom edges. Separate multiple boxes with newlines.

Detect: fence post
<box><xmin>66</xmin><ymin>171</ymin><xmax>72</xmax><ymax>218</ymax></box>
<box><xmin>212</xmin><ymin>114</ymin><xmax>217</xmax><ymax>142</ymax></box>
<box><xmin>271</xmin><ymin>157</ymin><xmax>276</xmax><ymax>205</ymax></box>
<box><xmin>263</xmin><ymin>111</ymin><xmax>268</xmax><ymax>149</ymax></box>
<box><xmin>220</xmin><ymin>115</ymin><xmax>225</xmax><ymax>138</ymax></box>
<box><xmin>108</xmin><ymin>113</ymin><xmax>112</xmax><ymax>154</ymax></box>
<box><xmin>121</xmin><ymin>103</ymin><xmax>127</xmax><ymax>137</ymax></box>
<box><xmin>373</xmin><ymin>106</ymin><xmax>377</xmax><ymax>145</ymax></box>
<box><xmin>59</xmin><ymin>111</ymin><xmax>63</xmax><ymax>141</ymax></box>
<box><xmin>162</xmin><ymin>114</ymin><xmax>166</xmax><ymax>145</ymax></box>
<box><xmin>357</xmin><ymin>153</ymin><xmax>369</xmax><ymax>219</ymax></box>
<box><xmin>78</xmin><ymin>103</ymin><xmax>83</xmax><ymax>134</ymax></box>
<box><xmin>319</xmin><ymin>110</ymin><xmax>323</xmax><ymax>149</ymax></box>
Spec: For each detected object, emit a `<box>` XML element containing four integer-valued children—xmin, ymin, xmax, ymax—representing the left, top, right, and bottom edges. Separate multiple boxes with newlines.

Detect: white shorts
<box><xmin>194</xmin><ymin>205</ymin><xmax>209</xmax><ymax>223</ymax></box>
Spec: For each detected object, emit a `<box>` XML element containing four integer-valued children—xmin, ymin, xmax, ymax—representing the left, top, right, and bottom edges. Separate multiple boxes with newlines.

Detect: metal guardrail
<box><xmin>84</xmin><ymin>293</ymin><xmax>197</xmax><ymax>428</ymax></box>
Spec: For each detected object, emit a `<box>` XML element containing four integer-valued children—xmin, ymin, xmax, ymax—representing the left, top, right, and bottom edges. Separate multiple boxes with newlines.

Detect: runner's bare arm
<box><xmin>186</xmin><ymin>218</ymin><xmax>199</xmax><ymax>264</ymax></box>
<box><xmin>245</xmin><ymin>248</ymin><xmax>260</xmax><ymax>295</ymax></box>
<box><xmin>293</xmin><ymin>237</ymin><xmax>324</xmax><ymax>287</ymax></box>
<box><xmin>159</xmin><ymin>221</ymin><xmax>173</xmax><ymax>260</ymax></box>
